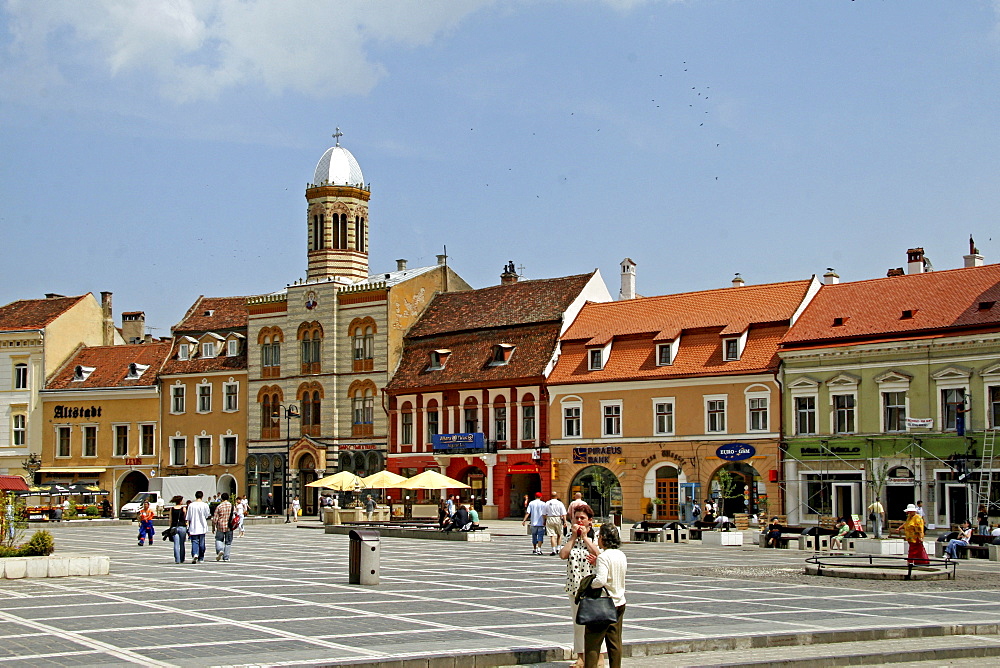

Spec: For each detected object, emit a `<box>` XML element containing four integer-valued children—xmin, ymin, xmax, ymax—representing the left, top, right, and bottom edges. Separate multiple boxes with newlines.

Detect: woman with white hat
<box><xmin>893</xmin><ymin>503</ymin><xmax>929</xmax><ymax>565</ymax></box>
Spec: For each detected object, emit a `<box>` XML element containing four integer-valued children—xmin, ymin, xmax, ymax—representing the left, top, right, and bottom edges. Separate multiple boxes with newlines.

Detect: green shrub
<box><xmin>0</xmin><ymin>530</ymin><xmax>55</xmax><ymax>557</ymax></box>
<box><xmin>63</xmin><ymin>504</ymin><xmax>78</xmax><ymax>519</ymax></box>
<box><xmin>84</xmin><ymin>505</ymin><xmax>99</xmax><ymax>517</ymax></box>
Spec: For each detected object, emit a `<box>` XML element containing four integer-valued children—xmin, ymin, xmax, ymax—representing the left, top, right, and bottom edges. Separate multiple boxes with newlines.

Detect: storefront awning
<box><xmin>38</xmin><ymin>467</ymin><xmax>107</xmax><ymax>473</ymax></box>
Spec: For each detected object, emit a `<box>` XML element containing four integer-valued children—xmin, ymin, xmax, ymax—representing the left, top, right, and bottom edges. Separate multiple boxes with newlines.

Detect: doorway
<box><xmin>831</xmin><ymin>482</ymin><xmax>859</xmax><ymax>520</ymax></box>
<box><xmin>886</xmin><ymin>485</ymin><xmax>915</xmax><ymax>522</ymax></box>
<box><xmin>570</xmin><ymin>465</ymin><xmax>621</xmax><ymax>520</ymax></box>
<box><xmin>508</xmin><ymin>473</ymin><xmax>541</xmax><ymax>517</ymax></box>
<box><xmin>654</xmin><ymin>466</ymin><xmax>679</xmax><ymax>520</ymax></box>
<box><xmin>298</xmin><ymin>453</ymin><xmax>317</xmax><ymax>515</ymax></box>
<box><xmin>946</xmin><ymin>484</ymin><xmax>969</xmax><ymax>526</ymax></box>
<box><xmin>118</xmin><ymin>471</ymin><xmax>148</xmax><ymax>513</ymax></box>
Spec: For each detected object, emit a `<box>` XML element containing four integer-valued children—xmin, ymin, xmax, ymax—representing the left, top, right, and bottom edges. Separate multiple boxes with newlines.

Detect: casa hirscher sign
<box><xmin>716</xmin><ymin>443</ymin><xmax>755</xmax><ymax>461</ymax></box>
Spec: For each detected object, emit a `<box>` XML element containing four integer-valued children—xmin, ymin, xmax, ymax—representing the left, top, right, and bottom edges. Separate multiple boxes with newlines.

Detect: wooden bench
<box><xmin>956</xmin><ymin>544</ymin><xmax>990</xmax><ymax>559</ymax></box>
<box><xmin>630</xmin><ymin>528</ymin><xmax>664</xmax><ymax>542</ymax></box>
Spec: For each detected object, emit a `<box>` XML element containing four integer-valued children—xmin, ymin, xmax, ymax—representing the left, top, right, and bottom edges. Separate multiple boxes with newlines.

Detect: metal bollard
<box><xmin>348</xmin><ymin>529</ymin><xmax>380</xmax><ymax>585</ymax></box>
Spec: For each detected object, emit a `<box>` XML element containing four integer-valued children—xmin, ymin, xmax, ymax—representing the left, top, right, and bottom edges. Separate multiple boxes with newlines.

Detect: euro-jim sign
<box><xmin>716</xmin><ymin>443</ymin><xmax>756</xmax><ymax>461</ymax></box>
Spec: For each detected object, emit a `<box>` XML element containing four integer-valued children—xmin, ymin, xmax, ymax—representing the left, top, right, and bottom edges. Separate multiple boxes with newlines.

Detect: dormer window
<box><xmin>490</xmin><ymin>343</ymin><xmax>516</xmax><ymax>366</ymax></box>
<box><xmin>979</xmin><ymin>301</ymin><xmax>995</xmax><ymax>311</ymax></box>
<box><xmin>227</xmin><ymin>339</ymin><xmax>239</xmax><ymax>357</ymax></box>
<box><xmin>178</xmin><ymin>343</ymin><xmax>190</xmax><ymax>360</ymax></box>
<box><xmin>723</xmin><ymin>338</ymin><xmax>740</xmax><ymax>361</ymax></box>
<box><xmin>126</xmin><ymin>362</ymin><xmax>149</xmax><ymax>379</ymax></box>
<box><xmin>73</xmin><ymin>365</ymin><xmax>95</xmax><ymax>382</ymax></box>
<box><xmin>201</xmin><ymin>342</ymin><xmax>216</xmax><ymax>358</ymax></box>
<box><xmin>428</xmin><ymin>349</ymin><xmax>451</xmax><ymax>370</ymax></box>
<box><xmin>657</xmin><ymin>344</ymin><xmax>673</xmax><ymax>366</ymax></box>
<box><xmin>589</xmin><ymin>349</ymin><xmax>604</xmax><ymax>370</ymax></box>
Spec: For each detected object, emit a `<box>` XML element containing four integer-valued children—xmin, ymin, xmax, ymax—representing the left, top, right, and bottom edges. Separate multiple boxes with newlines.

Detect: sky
<box><xmin>2</xmin><ymin>1</ymin><xmax>1000</xmax><ymax>336</ymax></box>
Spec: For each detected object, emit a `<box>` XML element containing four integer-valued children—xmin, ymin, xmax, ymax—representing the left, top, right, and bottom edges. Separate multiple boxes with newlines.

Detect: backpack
<box><xmin>692</xmin><ymin>505</ymin><xmax>701</xmax><ymax>517</ymax></box>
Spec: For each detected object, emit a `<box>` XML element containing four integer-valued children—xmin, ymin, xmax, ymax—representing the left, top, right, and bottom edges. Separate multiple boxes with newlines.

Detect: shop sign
<box><xmin>53</xmin><ymin>405</ymin><xmax>103</xmax><ymax>419</ymax></box>
<box><xmin>799</xmin><ymin>446</ymin><xmax>861</xmax><ymax>456</ymax></box>
<box><xmin>432</xmin><ymin>433</ymin><xmax>485</xmax><ymax>450</ymax></box>
<box><xmin>905</xmin><ymin>417</ymin><xmax>933</xmax><ymax>428</ymax></box>
<box><xmin>124</xmin><ymin>458</ymin><xmax>143</xmax><ymax>466</ymax></box>
<box><xmin>716</xmin><ymin>443</ymin><xmax>755</xmax><ymax>461</ymax></box>
<box><xmin>572</xmin><ymin>446</ymin><xmax>622</xmax><ymax>464</ymax></box>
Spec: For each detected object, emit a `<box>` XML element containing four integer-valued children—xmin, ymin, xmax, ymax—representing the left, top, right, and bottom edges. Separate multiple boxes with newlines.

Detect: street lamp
<box><xmin>272</xmin><ymin>404</ymin><xmax>300</xmax><ymax>523</ymax></box>
<box><xmin>22</xmin><ymin>452</ymin><xmax>41</xmax><ymax>485</ymax></box>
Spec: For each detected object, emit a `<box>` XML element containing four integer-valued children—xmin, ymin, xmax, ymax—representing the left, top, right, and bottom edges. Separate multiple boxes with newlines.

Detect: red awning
<box><xmin>0</xmin><ymin>475</ymin><xmax>29</xmax><ymax>492</ymax></box>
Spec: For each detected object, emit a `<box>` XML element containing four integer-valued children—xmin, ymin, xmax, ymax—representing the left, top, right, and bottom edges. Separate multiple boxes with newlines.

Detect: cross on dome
<box><xmin>332</xmin><ymin>127</ymin><xmax>343</xmax><ymax>146</ymax></box>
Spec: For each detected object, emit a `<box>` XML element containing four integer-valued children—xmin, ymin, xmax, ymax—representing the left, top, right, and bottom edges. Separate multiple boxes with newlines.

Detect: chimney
<box><xmin>732</xmin><ymin>273</ymin><xmax>745</xmax><ymax>288</ymax></box>
<box><xmin>396</xmin><ymin>259</ymin><xmax>407</xmax><ymax>271</ymax></box>
<box><xmin>500</xmin><ymin>260</ymin><xmax>519</xmax><ymax>285</ymax></box>
<box><xmin>121</xmin><ymin>311</ymin><xmax>146</xmax><ymax>344</ymax></box>
<box><xmin>619</xmin><ymin>258</ymin><xmax>636</xmax><ymax>300</ymax></box>
<box><xmin>436</xmin><ymin>254</ymin><xmax>447</xmax><ymax>266</ymax></box>
<box><xmin>100</xmin><ymin>291</ymin><xmax>114</xmax><ymax>346</ymax></box>
<box><xmin>823</xmin><ymin>268</ymin><xmax>840</xmax><ymax>285</ymax></box>
<box><xmin>887</xmin><ymin>267</ymin><xmax>905</xmax><ymax>277</ymax></box>
<box><xmin>44</xmin><ymin>293</ymin><xmax>66</xmax><ymax>299</ymax></box>
<box><xmin>965</xmin><ymin>235</ymin><xmax>984</xmax><ymax>268</ymax></box>
<box><xmin>906</xmin><ymin>248</ymin><xmax>925</xmax><ymax>274</ymax></box>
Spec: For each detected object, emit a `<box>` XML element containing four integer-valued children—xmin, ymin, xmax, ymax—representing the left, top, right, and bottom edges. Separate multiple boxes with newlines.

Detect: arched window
<box><xmin>355</xmin><ymin>216</ymin><xmax>365</xmax><ymax>252</ymax></box>
<box><xmin>349</xmin><ymin>317</ymin><xmax>377</xmax><ymax>372</ymax></box>
<box><xmin>258</xmin><ymin>327</ymin><xmax>283</xmax><ymax>378</ymax></box>
<box><xmin>425</xmin><ymin>398</ymin><xmax>440</xmax><ymax>445</ymax></box>
<box><xmin>298</xmin><ymin>322</ymin><xmax>323</xmax><ymax>374</ymax></box>
<box><xmin>258</xmin><ymin>386</ymin><xmax>283</xmax><ymax>439</ymax></box>
<box><xmin>349</xmin><ymin>380</ymin><xmax>377</xmax><ymax>437</ymax></box>
<box><xmin>298</xmin><ymin>382</ymin><xmax>323</xmax><ymax>437</ymax></box>
<box><xmin>463</xmin><ymin>397</ymin><xmax>479</xmax><ymax>434</ymax></box>
<box><xmin>339</xmin><ymin>214</ymin><xmax>348</xmax><ymax>249</ymax></box>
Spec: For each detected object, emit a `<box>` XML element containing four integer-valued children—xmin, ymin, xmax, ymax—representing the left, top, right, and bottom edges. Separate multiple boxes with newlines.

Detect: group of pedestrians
<box><xmin>163</xmin><ymin>491</ymin><xmax>247</xmax><ymax>564</ymax></box>
<box><xmin>522</xmin><ymin>490</ymin><xmax>582</xmax><ymax>555</ymax></box>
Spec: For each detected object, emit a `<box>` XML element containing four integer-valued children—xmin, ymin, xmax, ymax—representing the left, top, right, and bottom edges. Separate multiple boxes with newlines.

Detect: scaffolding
<box><xmin>976</xmin><ymin>428</ymin><xmax>998</xmax><ymax>512</ymax></box>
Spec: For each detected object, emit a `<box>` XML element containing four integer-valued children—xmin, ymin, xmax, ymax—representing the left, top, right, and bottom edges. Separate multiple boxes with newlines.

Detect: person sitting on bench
<box><xmin>944</xmin><ymin>521</ymin><xmax>973</xmax><ymax>559</ymax></box>
<box><xmin>831</xmin><ymin>519</ymin><xmax>851</xmax><ymax>550</ymax></box>
<box><xmin>764</xmin><ymin>517</ymin><xmax>783</xmax><ymax>547</ymax></box>
<box><xmin>468</xmin><ymin>505</ymin><xmax>480</xmax><ymax>531</ymax></box>
<box><xmin>444</xmin><ymin>504</ymin><xmax>471</xmax><ymax>532</ymax></box>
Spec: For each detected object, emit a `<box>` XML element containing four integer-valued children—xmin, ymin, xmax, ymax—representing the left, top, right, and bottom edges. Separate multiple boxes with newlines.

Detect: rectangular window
<box><xmin>197</xmin><ymin>436</ymin><xmax>211</xmax><ymax>465</ymax></box>
<box><xmin>83</xmin><ymin>426</ymin><xmax>97</xmax><ymax>457</ymax></box>
<box><xmin>114</xmin><ymin>425</ymin><xmax>128</xmax><ymax>456</ymax></box>
<box><xmin>140</xmin><ymin>424</ymin><xmax>154</xmax><ymax>456</ymax></box>
<box><xmin>943</xmin><ymin>388</ymin><xmax>965</xmax><ymax>431</ymax></box>
<box><xmin>201</xmin><ymin>342</ymin><xmax>215</xmax><ymax>358</ymax></box>
<box><xmin>14</xmin><ymin>363</ymin><xmax>28</xmax><ymax>390</ymax></box>
<box><xmin>12</xmin><ymin>414</ymin><xmax>25</xmax><ymax>446</ymax></box>
<box><xmin>833</xmin><ymin>394</ymin><xmax>855</xmax><ymax>434</ymax></box>
<box><xmin>198</xmin><ymin>385</ymin><xmax>211</xmax><ymax>412</ymax></box>
<box><xmin>749</xmin><ymin>397</ymin><xmax>768</xmax><ymax>431</ymax></box>
<box><xmin>724</xmin><ymin>339</ymin><xmax>739</xmax><ymax>361</ymax></box>
<box><xmin>564</xmin><ymin>406</ymin><xmax>581</xmax><ymax>438</ymax></box>
<box><xmin>656</xmin><ymin>344</ymin><xmax>672</xmax><ymax>366</ymax></box>
<box><xmin>171</xmin><ymin>437</ymin><xmax>185</xmax><ymax>466</ymax></box>
<box><xmin>57</xmin><ymin>426</ymin><xmax>71</xmax><ymax>457</ymax></box>
<box><xmin>227</xmin><ymin>339</ymin><xmax>238</xmax><ymax>357</ymax></box>
<box><xmin>427</xmin><ymin>410</ymin><xmax>439</xmax><ymax>438</ymax></box>
<box><xmin>224</xmin><ymin>383</ymin><xmax>238</xmax><ymax>411</ymax></box>
<box><xmin>655</xmin><ymin>402</ymin><xmax>674</xmax><ymax>435</ymax></box>
<box><xmin>222</xmin><ymin>436</ymin><xmax>237</xmax><ymax>465</ymax></box>
<box><xmin>795</xmin><ymin>396</ymin><xmax>817</xmax><ymax>435</ymax></box>
<box><xmin>401</xmin><ymin>412</ymin><xmax>413</xmax><ymax>445</ymax></box>
<box><xmin>522</xmin><ymin>405</ymin><xmax>536</xmax><ymax>440</ymax></box>
<box><xmin>707</xmin><ymin>399</ymin><xmax>726</xmax><ymax>432</ymax></box>
<box><xmin>354</xmin><ymin>336</ymin><xmax>366</xmax><ymax>361</ymax></box>
<box><xmin>494</xmin><ymin>406</ymin><xmax>507</xmax><ymax>441</ymax></box>
<box><xmin>589</xmin><ymin>349</ymin><xmax>603</xmax><ymax>370</ymax></box>
<box><xmin>178</xmin><ymin>343</ymin><xmax>189</xmax><ymax>360</ymax></box>
<box><xmin>603</xmin><ymin>403</ymin><xmax>621</xmax><ymax>437</ymax></box>
<box><xmin>171</xmin><ymin>385</ymin><xmax>185</xmax><ymax>414</ymax></box>
<box><xmin>883</xmin><ymin>391</ymin><xmax>907</xmax><ymax>432</ymax></box>
<box><xmin>464</xmin><ymin>407</ymin><xmax>479</xmax><ymax>433</ymax></box>
<box><xmin>990</xmin><ymin>387</ymin><xmax>1000</xmax><ymax>429</ymax></box>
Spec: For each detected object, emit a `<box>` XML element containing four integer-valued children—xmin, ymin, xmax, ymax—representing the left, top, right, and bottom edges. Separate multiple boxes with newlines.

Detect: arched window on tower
<box><xmin>339</xmin><ymin>214</ymin><xmax>348</xmax><ymax>250</ymax></box>
<box><xmin>355</xmin><ymin>216</ymin><xmax>365</xmax><ymax>253</ymax></box>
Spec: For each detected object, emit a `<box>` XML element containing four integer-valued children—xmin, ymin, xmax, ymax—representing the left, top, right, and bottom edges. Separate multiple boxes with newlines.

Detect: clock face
<box><xmin>305</xmin><ymin>291</ymin><xmax>318</xmax><ymax>310</ymax></box>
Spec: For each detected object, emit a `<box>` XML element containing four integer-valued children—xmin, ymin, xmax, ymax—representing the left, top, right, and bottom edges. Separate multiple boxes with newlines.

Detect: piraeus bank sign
<box><xmin>573</xmin><ymin>446</ymin><xmax>622</xmax><ymax>464</ymax></box>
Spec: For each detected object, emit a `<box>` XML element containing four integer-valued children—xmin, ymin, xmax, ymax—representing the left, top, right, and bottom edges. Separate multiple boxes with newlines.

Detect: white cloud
<box><xmin>0</xmin><ymin>0</ymin><xmax>494</xmax><ymax>103</ymax></box>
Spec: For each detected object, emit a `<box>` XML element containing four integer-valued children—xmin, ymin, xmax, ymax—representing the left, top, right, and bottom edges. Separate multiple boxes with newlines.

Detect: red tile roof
<box><xmin>0</xmin><ymin>474</ymin><xmax>28</xmax><ymax>491</ymax></box>
<box><xmin>549</xmin><ymin>280</ymin><xmax>813</xmax><ymax>385</ymax></box>
<box><xmin>405</xmin><ymin>272</ymin><xmax>596</xmax><ymax>338</ymax></box>
<box><xmin>160</xmin><ymin>345</ymin><xmax>247</xmax><ymax>375</ymax></box>
<box><xmin>782</xmin><ymin>264</ymin><xmax>1000</xmax><ymax>347</ymax></box>
<box><xmin>561</xmin><ymin>280</ymin><xmax>813</xmax><ymax>343</ymax></box>
<box><xmin>0</xmin><ymin>295</ymin><xmax>88</xmax><ymax>331</ymax></box>
<box><xmin>173</xmin><ymin>296</ymin><xmax>249</xmax><ymax>333</ymax></box>
<box><xmin>387</xmin><ymin>323</ymin><xmax>560</xmax><ymax>391</ymax></box>
<box><xmin>46</xmin><ymin>342</ymin><xmax>172</xmax><ymax>390</ymax></box>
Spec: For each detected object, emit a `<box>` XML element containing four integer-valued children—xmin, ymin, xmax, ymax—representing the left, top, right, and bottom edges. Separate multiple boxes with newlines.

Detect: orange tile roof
<box><xmin>561</xmin><ymin>279</ymin><xmax>813</xmax><ymax>342</ymax></box>
<box><xmin>782</xmin><ymin>264</ymin><xmax>1000</xmax><ymax>347</ymax></box>
<box><xmin>173</xmin><ymin>296</ymin><xmax>249</xmax><ymax>333</ymax></box>
<box><xmin>0</xmin><ymin>295</ymin><xmax>88</xmax><ymax>331</ymax></box>
<box><xmin>46</xmin><ymin>342</ymin><xmax>172</xmax><ymax>390</ymax></box>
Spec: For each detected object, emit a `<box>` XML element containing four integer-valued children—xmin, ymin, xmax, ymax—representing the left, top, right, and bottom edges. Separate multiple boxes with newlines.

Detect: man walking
<box><xmin>186</xmin><ymin>490</ymin><xmax>211</xmax><ymax>564</ymax></box>
<box><xmin>544</xmin><ymin>491</ymin><xmax>568</xmax><ymax>555</ymax></box>
<box><xmin>365</xmin><ymin>494</ymin><xmax>375</xmax><ymax>521</ymax></box>
<box><xmin>867</xmin><ymin>498</ymin><xmax>886</xmax><ymax>538</ymax></box>
<box><xmin>522</xmin><ymin>492</ymin><xmax>547</xmax><ymax>555</ymax></box>
<box><xmin>568</xmin><ymin>491</ymin><xmax>586</xmax><ymax>518</ymax></box>
<box><xmin>212</xmin><ymin>492</ymin><xmax>234</xmax><ymax>562</ymax></box>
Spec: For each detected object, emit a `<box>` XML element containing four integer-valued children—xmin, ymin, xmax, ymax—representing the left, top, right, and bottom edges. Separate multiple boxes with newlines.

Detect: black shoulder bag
<box><xmin>574</xmin><ymin>574</ymin><xmax>618</xmax><ymax>628</ymax></box>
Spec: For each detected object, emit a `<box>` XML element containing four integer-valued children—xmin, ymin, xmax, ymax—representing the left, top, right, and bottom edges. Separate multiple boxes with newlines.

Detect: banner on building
<box><xmin>905</xmin><ymin>417</ymin><xmax>933</xmax><ymax>428</ymax></box>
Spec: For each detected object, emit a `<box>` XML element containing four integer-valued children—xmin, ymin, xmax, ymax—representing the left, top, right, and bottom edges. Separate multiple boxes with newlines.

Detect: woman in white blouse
<box><xmin>585</xmin><ymin>522</ymin><xmax>627</xmax><ymax>668</ymax></box>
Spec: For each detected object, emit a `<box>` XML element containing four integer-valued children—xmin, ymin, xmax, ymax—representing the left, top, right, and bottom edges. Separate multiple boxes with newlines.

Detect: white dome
<box><xmin>312</xmin><ymin>145</ymin><xmax>364</xmax><ymax>187</ymax></box>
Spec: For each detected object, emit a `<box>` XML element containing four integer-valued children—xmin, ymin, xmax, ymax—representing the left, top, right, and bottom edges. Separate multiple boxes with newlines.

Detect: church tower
<box><xmin>305</xmin><ymin>129</ymin><xmax>370</xmax><ymax>282</ymax></box>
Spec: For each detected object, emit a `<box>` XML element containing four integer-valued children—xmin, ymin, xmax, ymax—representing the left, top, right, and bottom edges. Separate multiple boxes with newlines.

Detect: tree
<box><xmin>0</xmin><ymin>492</ymin><xmax>27</xmax><ymax>549</ymax></box>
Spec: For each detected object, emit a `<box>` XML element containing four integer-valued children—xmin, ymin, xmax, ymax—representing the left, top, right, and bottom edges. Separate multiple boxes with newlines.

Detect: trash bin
<box><xmin>348</xmin><ymin>529</ymin><xmax>380</xmax><ymax>585</ymax></box>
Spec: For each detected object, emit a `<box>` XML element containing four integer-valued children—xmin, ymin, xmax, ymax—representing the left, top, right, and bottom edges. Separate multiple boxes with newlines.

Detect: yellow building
<box><xmin>40</xmin><ymin>342</ymin><xmax>171</xmax><ymax>512</ymax></box>
<box><xmin>159</xmin><ymin>296</ymin><xmax>249</xmax><ymax>498</ymax></box>
<box><xmin>547</xmin><ymin>276</ymin><xmax>819</xmax><ymax>523</ymax></box>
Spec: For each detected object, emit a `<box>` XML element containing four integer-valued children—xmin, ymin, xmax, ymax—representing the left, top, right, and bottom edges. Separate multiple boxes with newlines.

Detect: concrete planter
<box><xmin>702</xmin><ymin>531</ymin><xmax>743</xmax><ymax>546</ymax></box>
<box><xmin>852</xmin><ymin>538</ymin><xmax>906</xmax><ymax>555</ymax></box>
<box><xmin>0</xmin><ymin>554</ymin><xmax>109</xmax><ymax>579</ymax></box>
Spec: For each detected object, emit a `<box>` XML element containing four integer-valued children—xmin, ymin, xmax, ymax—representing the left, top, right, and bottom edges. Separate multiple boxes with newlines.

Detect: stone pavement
<box><xmin>0</xmin><ymin>521</ymin><xmax>998</xmax><ymax>667</ymax></box>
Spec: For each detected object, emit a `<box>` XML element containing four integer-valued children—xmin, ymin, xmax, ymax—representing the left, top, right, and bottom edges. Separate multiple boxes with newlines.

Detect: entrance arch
<box><xmin>570</xmin><ymin>466</ymin><xmax>621</xmax><ymax>519</ymax></box>
<box><xmin>218</xmin><ymin>474</ymin><xmax>237</xmax><ymax>498</ymax></box>
<box><xmin>118</xmin><ymin>471</ymin><xmax>148</xmax><ymax>513</ymax></box>
<box><xmin>709</xmin><ymin>462</ymin><xmax>763</xmax><ymax>517</ymax></box>
<box><xmin>297</xmin><ymin>453</ymin><xmax>317</xmax><ymax>515</ymax></box>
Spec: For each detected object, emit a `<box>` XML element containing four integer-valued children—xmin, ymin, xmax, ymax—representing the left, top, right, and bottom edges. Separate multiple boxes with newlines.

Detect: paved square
<box><xmin>0</xmin><ymin>523</ymin><xmax>998</xmax><ymax>667</ymax></box>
